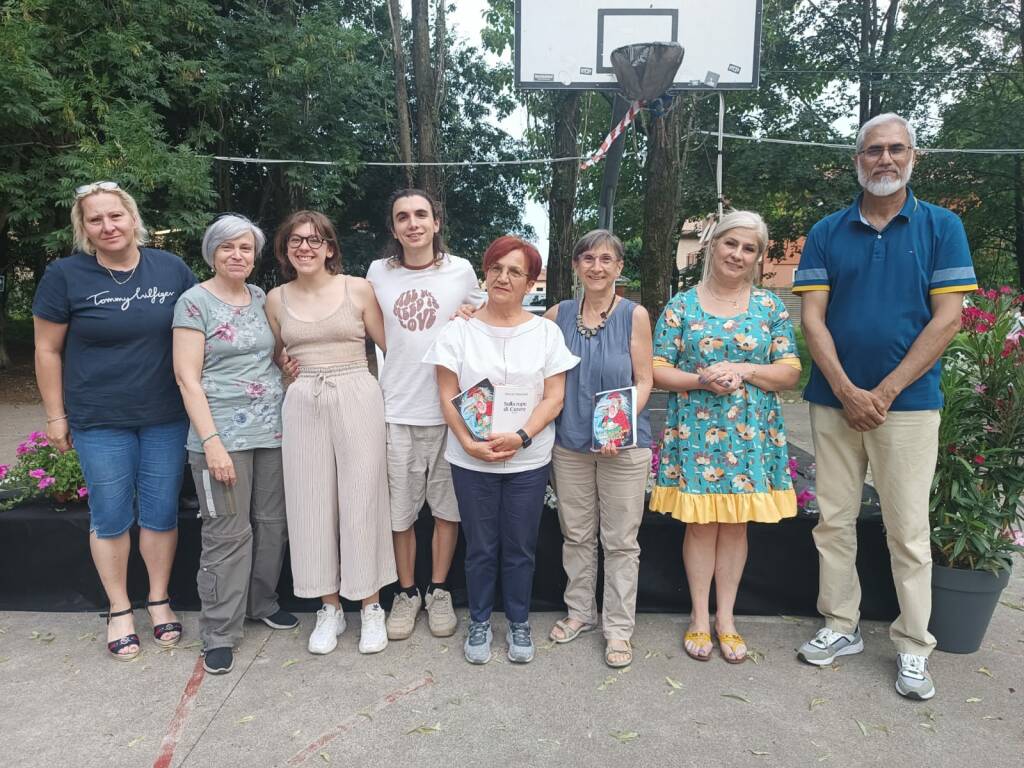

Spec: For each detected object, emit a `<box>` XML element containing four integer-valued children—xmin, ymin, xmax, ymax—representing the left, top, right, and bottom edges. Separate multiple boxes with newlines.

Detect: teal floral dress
<box><xmin>650</xmin><ymin>288</ymin><xmax>799</xmax><ymax>523</ymax></box>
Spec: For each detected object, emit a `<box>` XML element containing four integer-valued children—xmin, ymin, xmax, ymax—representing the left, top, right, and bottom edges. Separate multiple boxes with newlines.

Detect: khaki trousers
<box><xmin>189</xmin><ymin>448</ymin><xmax>288</xmax><ymax>651</ymax></box>
<box><xmin>809</xmin><ymin>404</ymin><xmax>939</xmax><ymax>656</ymax></box>
<box><xmin>551</xmin><ymin>444</ymin><xmax>651</xmax><ymax>641</ymax></box>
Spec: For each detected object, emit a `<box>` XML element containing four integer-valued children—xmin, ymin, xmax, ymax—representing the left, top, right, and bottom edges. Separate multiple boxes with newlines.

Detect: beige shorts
<box><xmin>386</xmin><ymin>423</ymin><xmax>460</xmax><ymax>531</ymax></box>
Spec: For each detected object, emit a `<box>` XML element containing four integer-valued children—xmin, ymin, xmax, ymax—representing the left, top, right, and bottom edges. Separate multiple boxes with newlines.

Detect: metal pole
<box><xmin>716</xmin><ymin>92</ymin><xmax>725</xmax><ymax>217</ymax></box>
<box><xmin>597</xmin><ymin>94</ymin><xmax>631</xmax><ymax>232</ymax></box>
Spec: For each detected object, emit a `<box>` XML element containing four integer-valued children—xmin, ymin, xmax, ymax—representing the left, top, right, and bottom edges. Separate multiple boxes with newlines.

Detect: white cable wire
<box><xmin>696</xmin><ymin>130</ymin><xmax>1024</xmax><ymax>155</ymax></box>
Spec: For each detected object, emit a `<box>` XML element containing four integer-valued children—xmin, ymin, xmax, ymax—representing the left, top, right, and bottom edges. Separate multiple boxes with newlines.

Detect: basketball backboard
<box><xmin>515</xmin><ymin>0</ymin><xmax>762</xmax><ymax>91</ymax></box>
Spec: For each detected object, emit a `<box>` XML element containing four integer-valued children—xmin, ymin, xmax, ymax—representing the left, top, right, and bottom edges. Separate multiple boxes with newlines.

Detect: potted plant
<box><xmin>929</xmin><ymin>287</ymin><xmax>1024</xmax><ymax>653</ymax></box>
<box><xmin>0</xmin><ymin>431</ymin><xmax>88</xmax><ymax>511</ymax></box>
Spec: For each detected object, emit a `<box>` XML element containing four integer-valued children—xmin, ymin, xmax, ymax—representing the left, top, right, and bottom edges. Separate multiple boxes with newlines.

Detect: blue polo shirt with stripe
<box><xmin>793</xmin><ymin>189</ymin><xmax>977</xmax><ymax>411</ymax></box>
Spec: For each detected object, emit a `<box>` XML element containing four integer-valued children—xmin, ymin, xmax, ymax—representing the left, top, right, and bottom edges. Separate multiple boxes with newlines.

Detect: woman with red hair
<box><xmin>424</xmin><ymin>236</ymin><xmax>579</xmax><ymax>665</ymax></box>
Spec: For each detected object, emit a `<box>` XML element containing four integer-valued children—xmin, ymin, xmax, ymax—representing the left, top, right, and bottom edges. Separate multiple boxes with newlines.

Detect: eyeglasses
<box><xmin>577</xmin><ymin>254</ymin><xmax>618</xmax><ymax>267</ymax></box>
<box><xmin>857</xmin><ymin>144</ymin><xmax>912</xmax><ymax>160</ymax></box>
<box><xmin>75</xmin><ymin>181</ymin><xmax>120</xmax><ymax>198</ymax></box>
<box><xmin>486</xmin><ymin>264</ymin><xmax>529</xmax><ymax>281</ymax></box>
<box><xmin>287</xmin><ymin>234</ymin><xmax>326</xmax><ymax>249</ymax></box>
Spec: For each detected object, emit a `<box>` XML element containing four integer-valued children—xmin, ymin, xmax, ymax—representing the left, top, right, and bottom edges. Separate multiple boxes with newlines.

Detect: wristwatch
<box><xmin>516</xmin><ymin>428</ymin><xmax>532</xmax><ymax>449</ymax></box>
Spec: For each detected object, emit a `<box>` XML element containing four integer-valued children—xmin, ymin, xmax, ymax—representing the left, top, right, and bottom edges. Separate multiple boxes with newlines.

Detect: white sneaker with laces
<box><xmin>308</xmin><ymin>604</ymin><xmax>345</xmax><ymax>655</ymax></box>
<box><xmin>895</xmin><ymin>653</ymin><xmax>935</xmax><ymax>700</ymax></box>
<box><xmin>359</xmin><ymin>603</ymin><xmax>388</xmax><ymax>654</ymax></box>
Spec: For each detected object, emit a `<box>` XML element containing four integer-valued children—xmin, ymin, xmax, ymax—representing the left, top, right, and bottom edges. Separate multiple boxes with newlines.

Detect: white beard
<box><xmin>857</xmin><ymin>160</ymin><xmax>914</xmax><ymax>196</ymax></box>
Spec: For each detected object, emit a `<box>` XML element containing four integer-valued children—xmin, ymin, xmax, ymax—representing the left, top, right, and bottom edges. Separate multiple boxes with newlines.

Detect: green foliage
<box><xmin>931</xmin><ymin>288</ymin><xmax>1024</xmax><ymax>573</ymax></box>
<box><xmin>0</xmin><ymin>431</ymin><xmax>86</xmax><ymax>511</ymax></box>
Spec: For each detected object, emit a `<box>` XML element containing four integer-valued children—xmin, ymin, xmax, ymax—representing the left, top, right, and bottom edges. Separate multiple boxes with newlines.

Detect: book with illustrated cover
<box><xmin>451</xmin><ymin>379</ymin><xmax>494</xmax><ymax>441</ymax></box>
<box><xmin>450</xmin><ymin>380</ymin><xmax>541</xmax><ymax>441</ymax></box>
<box><xmin>592</xmin><ymin>386</ymin><xmax>637</xmax><ymax>451</ymax></box>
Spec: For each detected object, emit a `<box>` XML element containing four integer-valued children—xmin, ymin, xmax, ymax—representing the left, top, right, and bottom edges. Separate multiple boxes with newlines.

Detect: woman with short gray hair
<box><xmin>172</xmin><ymin>213</ymin><xmax>296</xmax><ymax>674</ymax></box>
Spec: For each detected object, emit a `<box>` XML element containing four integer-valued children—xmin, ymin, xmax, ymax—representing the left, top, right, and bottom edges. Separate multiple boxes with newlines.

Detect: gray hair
<box><xmin>701</xmin><ymin>210</ymin><xmax>769</xmax><ymax>283</ymax></box>
<box><xmin>855</xmin><ymin>112</ymin><xmax>916</xmax><ymax>152</ymax></box>
<box><xmin>201</xmin><ymin>214</ymin><xmax>266</xmax><ymax>268</ymax></box>
<box><xmin>71</xmin><ymin>184</ymin><xmax>149</xmax><ymax>256</ymax></box>
<box><xmin>571</xmin><ymin>228</ymin><xmax>624</xmax><ymax>262</ymax></box>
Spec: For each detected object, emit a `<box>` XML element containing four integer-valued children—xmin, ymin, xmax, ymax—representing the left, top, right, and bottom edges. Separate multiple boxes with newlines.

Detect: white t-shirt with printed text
<box><xmin>367</xmin><ymin>254</ymin><xmax>483</xmax><ymax>425</ymax></box>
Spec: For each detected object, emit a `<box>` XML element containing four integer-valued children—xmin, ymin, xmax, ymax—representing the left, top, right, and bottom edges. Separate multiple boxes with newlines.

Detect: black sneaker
<box><xmin>203</xmin><ymin>647</ymin><xmax>234</xmax><ymax>674</ymax></box>
<box><xmin>254</xmin><ymin>609</ymin><xmax>299</xmax><ymax>630</ymax></box>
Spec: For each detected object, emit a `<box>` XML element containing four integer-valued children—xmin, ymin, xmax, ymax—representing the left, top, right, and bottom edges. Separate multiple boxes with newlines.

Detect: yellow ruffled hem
<box><xmin>650</xmin><ymin>486</ymin><xmax>797</xmax><ymax>524</ymax></box>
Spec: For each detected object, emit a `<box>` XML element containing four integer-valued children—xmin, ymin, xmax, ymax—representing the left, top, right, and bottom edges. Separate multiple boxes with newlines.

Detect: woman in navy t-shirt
<box><xmin>32</xmin><ymin>181</ymin><xmax>196</xmax><ymax>661</ymax></box>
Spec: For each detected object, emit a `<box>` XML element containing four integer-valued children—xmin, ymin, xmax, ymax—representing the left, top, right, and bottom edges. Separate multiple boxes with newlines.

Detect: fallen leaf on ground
<box><xmin>237</xmin><ymin>715</ymin><xmax>255</xmax><ymax>724</ymax></box>
<box><xmin>817</xmin><ymin>755</ymin><xmax>830</xmax><ymax>762</ymax></box>
<box><xmin>357</xmin><ymin>709</ymin><xmax>373</xmax><ymax>721</ymax></box>
<box><xmin>644</xmin><ymin>649</ymin><xmax>663</xmax><ymax>659</ymax></box>
<box><xmin>919</xmin><ymin>723</ymin><xmax>936</xmax><ymax>733</ymax></box>
<box><xmin>179</xmin><ymin>641</ymin><xmax>202</xmax><ymax>650</ymax></box>
<box><xmin>747</xmin><ymin>649</ymin><xmax>765</xmax><ymax>665</ymax></box>
<box><xmin>855</xmin><ymin>719</ymin><xmax>870</xmax><ymax>736</ymax></box>
<box><xmin>30</xmin><ymin>631</ymin><xmax>55</xmax><ymax>643</ymax></box>
<box><xmin>0</xmin><ymin>657</ymin><xmax>9</xmax><ymax>664</ymax></box>
<box><xmin>77</xmin><ymin>632</ymin><xmax>96</xmax><ymax>641</ymax></box>
<box><xmin>320</xmin><ymin>751</ymin><xmax>330</xmax><ymax>762</ymax></box>
<box><xmin>748</xmin><ymin>750</ymin><xmax>769</xmax><ymax>756</ymax></box>
<box><xmin>291</xmin><ymin>729</ymin><xmax>302</xmax><ymax>738</ymax></box>
<box><xmin>779</xmin><ymin>615</ymin><xmax>803</xmax><ymax>623</ymax></box>
<box><xmin>976</xmin><ymin>666</ymin><xmax>993</xmax><ymax>678</ymax></box>
<box><xmin>998</xmin><ymin>600</ymin><xmax>1024</xmax><ymax>612</ymax></box>
<box><xmin>407</xmin><ymin>723</ymin><xmax>441</xmax><ymax>735</ymax></box>
<box><xmin>854</xmin><ymin>719</ymin><xmax>889</xmax><ymax>736</ymax></box>
<box><xmin>965</xmin><ymin>697</ymin><xmax>982</xmax><ymax>703</ymax></box>
<box><xmin>609</xmin><ymin>730</ymin><xmax>639</xmax><ymax>743</ymax></box>
<box><xmin>438</xmin><ymin>645</ymin><xmax>448</xmax><ymax>654</ymax></box>
<box><xmin>665</xmin><ymin>676</ymin><xmax>683</xmax><ymax>690</ymax></box>
<box><xmin>982</xmin><ymin>715</ymin><xmax>1003</xmax><ymax>721</ymax></box>
<box><xmin>127</xmin><ymin>737</ymin><xmax>144</xmax><ymax>747</ymax></box>
<box><xmin>597</xmin><ymin>675</ymin><xmax>618</xmax><ymax>691</ymax></box>
<box><xmin>721</xmin><ymin>693</ymin><xmax>751</xmax><ymax>703</ymax></box>
<box><xmin>282</xmin><ymin>658</ymin><xmax>300</xmax><ymax>668</ymax></box>
<box><xmin>809</xmin><ymin>697</ymin><xmax>827</xmax><ymax>711</ymax></box>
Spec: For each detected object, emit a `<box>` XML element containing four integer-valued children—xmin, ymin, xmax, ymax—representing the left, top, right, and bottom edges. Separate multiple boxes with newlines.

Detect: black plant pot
<box><xmin>929</xmin><ymin>564</ymin><xmax>1011</xmax><ymax>654</ymax></box>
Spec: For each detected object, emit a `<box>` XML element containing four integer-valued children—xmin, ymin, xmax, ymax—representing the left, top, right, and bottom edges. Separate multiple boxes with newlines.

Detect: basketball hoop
<box><xmin>580</xmin><ymin>42</ymin><xmax>684</xmax><ymax>171</ymax></box>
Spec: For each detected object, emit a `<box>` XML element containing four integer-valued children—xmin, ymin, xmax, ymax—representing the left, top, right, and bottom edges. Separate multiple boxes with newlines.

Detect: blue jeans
<box><xmin>450</xmin><ymin>463</ymin><xmax>550</xmax><ymax>624</ymax></box>
<box><xmin>72</xmin><ymin>419</ymin><xmax>189</xmax><ymax>538</ymax></box>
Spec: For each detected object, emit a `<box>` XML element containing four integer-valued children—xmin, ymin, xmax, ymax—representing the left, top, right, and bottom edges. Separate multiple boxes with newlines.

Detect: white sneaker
<box><xmin>359</xmin><ymin>603</ymin><xmax>388</xmax><ymax>654</ymax></box>
<box><xmin>308</xmin><ymin>604</ymin><xmax>345</xmax><ymax>655</ymax></box>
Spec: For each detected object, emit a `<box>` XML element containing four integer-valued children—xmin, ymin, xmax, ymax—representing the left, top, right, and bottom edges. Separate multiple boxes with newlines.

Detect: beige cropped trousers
<box><xmin>282</xmin><ymin>364</ymin><xmax>397</xmax><ymax>601</ymax></box>
<box><xmin>809</xmin><ymin>404</ymin><xmax>939</xmax><ymax>656</ymax></box>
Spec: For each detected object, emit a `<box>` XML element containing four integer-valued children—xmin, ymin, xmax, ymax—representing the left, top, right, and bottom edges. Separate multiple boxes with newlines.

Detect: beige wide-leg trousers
<box><xmin>809</xmin><ymin>404</ymin><xmax>939</xmax><ymax>656</ymax></box>
<box><xmin>282</xmin><ymin>364</ymin><xmax>397</xmax><ymax>601</ymax></box>
<box><xmin>551</xmin><ymin>443</ymin><xmax>652</xmax><ymax>641</ymax></box>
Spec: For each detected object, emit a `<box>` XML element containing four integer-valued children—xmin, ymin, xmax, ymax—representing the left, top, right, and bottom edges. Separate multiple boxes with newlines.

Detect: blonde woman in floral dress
<box><xmin>651</xmin><ymin>211</ymin><xmax>801</xmax><ymax>663</ymax></box>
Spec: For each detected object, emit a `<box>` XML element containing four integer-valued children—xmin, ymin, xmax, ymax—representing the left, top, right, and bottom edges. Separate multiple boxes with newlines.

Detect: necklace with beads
<box><xmin>576</xmin><ymin>292</ymin><xmax>617</xmax><ymax>339</ymax></box>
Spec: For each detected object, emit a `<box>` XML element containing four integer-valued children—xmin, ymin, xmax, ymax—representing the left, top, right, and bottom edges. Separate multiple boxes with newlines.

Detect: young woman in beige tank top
<box><xmin>265</xmin><ymin>211</ymin><xmax>397</xmax><ymax>657</ymax></box>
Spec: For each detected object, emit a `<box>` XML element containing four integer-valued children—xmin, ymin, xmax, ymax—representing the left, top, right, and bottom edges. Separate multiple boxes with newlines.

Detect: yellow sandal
<box><xmin>684</xmin><ymin>631</ymin><xmax>713</xmax><ymax>661</ymax></box>
<box><xmin>716</xmin><ymin>632</ymin><xmax>748</xmax><ymax>664</ymax></box>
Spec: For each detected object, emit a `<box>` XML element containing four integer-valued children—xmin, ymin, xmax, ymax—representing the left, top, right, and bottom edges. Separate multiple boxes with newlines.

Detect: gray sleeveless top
<box><xmin>553</xmin><ymin>298</ymin><xmax>652</xmax><ymax>453</ymax></box>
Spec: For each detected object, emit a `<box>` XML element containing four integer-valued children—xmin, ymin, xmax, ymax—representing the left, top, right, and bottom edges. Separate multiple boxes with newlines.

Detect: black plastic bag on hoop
<box><xmin>610</xmin><ymin>42</ymin><xmax>684</xmax><ymax>102</ymax></box>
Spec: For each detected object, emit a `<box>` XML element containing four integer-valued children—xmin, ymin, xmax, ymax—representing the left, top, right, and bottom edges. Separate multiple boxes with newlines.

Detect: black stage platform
<box><xmin>0</xmin><ymin>446</ymin><xmax>898</xmax><ymax>619</ymax></box>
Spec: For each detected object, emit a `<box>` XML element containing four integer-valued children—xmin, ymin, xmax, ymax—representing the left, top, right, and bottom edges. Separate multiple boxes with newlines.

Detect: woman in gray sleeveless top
<box><xmin>545</xmin><ymin>230</ymin><xmax>653</xmax><ymax>668</ymax></box>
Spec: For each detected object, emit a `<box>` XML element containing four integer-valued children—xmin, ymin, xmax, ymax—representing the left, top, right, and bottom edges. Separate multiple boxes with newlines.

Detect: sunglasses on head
<box><xmin>75</xmin><ymin>181</ymin><xmax>120</xmax><ymax>198</ymax></box>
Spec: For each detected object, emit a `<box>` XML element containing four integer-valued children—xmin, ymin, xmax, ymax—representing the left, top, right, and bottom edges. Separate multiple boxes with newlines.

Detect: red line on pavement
<box><xmin>287</xmin><ymin>674</ymin><xmax>435</xmax><ymax>766</ymax></box>
<box><xmin>153</xmin><ymin>656</ymin><xmax>207</xmax><ymax>768</ymax></box>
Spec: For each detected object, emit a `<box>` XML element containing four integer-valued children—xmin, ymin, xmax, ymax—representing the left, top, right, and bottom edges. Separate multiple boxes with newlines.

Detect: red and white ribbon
<box><xmin>580</xmin><ymin>99</ymin><xmax>644</xmax><ymax>170</ymax></box>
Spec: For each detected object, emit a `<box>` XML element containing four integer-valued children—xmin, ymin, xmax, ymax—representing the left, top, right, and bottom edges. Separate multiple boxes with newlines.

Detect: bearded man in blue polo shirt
<box><xmin>791</xmin><ymin>113</ymin><xmax>977</xmax><ymax>701</ymax></box>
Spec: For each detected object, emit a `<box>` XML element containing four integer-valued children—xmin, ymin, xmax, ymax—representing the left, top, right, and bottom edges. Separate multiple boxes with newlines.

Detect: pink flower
<box><xmin>77</xmin><ymin>487</ymin><xmax>89</xmax><ymax>498</ymax></box>
<box><xmin>37</xmin><ymin>476</ymin><xmax>55</xmax><ymax>490</ymax></box>
<box><xmin>213</xmin><ymin>322</ymin><xmax>237</xmax><ymax>342</ymax></box>
<box><xmin>1013</xmin><ymin>530</ymin><xmax>1024</xmax><ymax>548</ymax></box>
<box><xmin>16</xmin><ymin>442</ymin><xmax>32</xmax><ymax>456</ymax></box>
<box><xmin>974</xmin><ymin>384</ymin><xmax>987</xmax><ymax>394</ymax></box>
<box><xmin>28</xmin><ymin>431</ymin><xmax>47</xmax><ymax>442</ymax></box>
<box><xmin>999</xmin><ymin>285</ymin><xmax>1014</xmax><ymax>295</ymax></box>
<box><xmin>28</xmin><ymin>468</ymin><xmax>47</xmax><ymax>479</ymax></box>
<box><xmin>0</xmin><ymin>464</ymin><xmax>9</xmax><ymax>480</ymax></box>
<box><xmin>974</xmin><ymin>454</ymin><xmax>985</xmax><ymax>465</ymax></box>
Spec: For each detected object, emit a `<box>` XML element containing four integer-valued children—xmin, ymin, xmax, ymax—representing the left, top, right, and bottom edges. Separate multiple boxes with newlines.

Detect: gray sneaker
<box><xmin>425</xmin><ymin>588</ymin><xmax>458</xmax><ymax>637</ymax></box>
<box><xmin>506</xmin><ymin>621</ymin><xmax>535</xmax><ymax>663</ymax></box>
<box><xmin>797</xmin><ymin>626</ymin><xmax>864</xmax><ymax>666</ymax></box>
<box><xmin>895</xmin><ymin>653</ymin><xmax>935</xmax><ymax>700</ymax></box>
<box><xmin>386</xmin><ymin>591</ymin><xmax>422</xmax><ymax>641</ymax></box>
<box><xmin>464</xmin><ymin>621</ymin><xmax>492</xmax><ymax>664</ymax></box>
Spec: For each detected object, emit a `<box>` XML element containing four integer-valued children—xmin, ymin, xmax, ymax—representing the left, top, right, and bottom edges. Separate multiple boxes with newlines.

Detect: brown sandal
<box><xmin>605</xmin><ymin>640</ymin><xmax>632</xmax><ymax>668</ymax></box>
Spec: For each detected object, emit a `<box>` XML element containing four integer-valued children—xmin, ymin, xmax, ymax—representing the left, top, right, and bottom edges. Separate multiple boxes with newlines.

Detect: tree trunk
<box><xmin>546</xmin><ymin>93</ymin><xmax>581</xmax><ymax>307</ymax></box>
<box><xmin>0</xmin><ymin>217</ymin><xmax>10</xmax><ymax>370</ymax></box>
<box><xmin>1015</xmin><ymin>156</ymin><xmax>1024</xmax><ymax>289</ymax></box>
<box><xmin>640</xmin><ymin>103</ymin><xmax>684</xmax><ymax>328</ymax></box>
<box><xmin>387</xmin><ymin>0</ymin><xmax>414</xmax><ymax>188</ymax></box>
<box><xmin>412</xmin><ymin>0</ymin><xmax>444</xmax><ymax>200</ymax></box>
